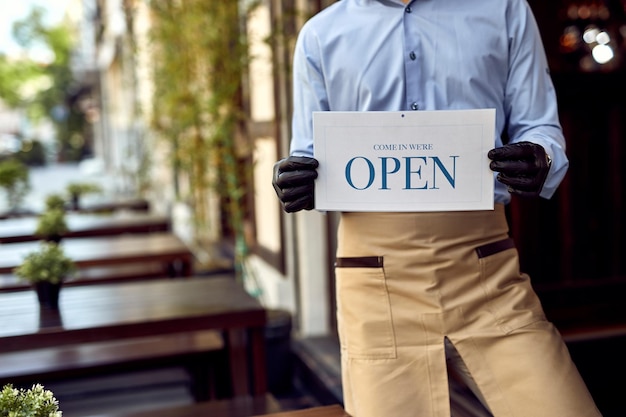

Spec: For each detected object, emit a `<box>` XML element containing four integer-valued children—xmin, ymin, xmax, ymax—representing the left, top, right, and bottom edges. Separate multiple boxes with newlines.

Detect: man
<box><xmin>272</xmin><ymin>1</ymin><xmax>602</xmax><ymax>416</ymax></box>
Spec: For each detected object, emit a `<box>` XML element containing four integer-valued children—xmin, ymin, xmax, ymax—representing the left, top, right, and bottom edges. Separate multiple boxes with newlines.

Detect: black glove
<box><xmin>488</xmin><ymin>141</ymin><xmax>551</xmax><ymax>198</ymax></box>
<box><xmin>272</xmin><ymin>156</ymin><xmax>319</xmax><ymax>213</ymax></box>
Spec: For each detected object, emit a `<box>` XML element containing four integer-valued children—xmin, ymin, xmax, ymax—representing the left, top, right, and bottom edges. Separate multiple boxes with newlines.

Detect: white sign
<box><xmin>313</xmin><ymin>109</ymin><xmax>495</xmax><ymax>212</ymax></box>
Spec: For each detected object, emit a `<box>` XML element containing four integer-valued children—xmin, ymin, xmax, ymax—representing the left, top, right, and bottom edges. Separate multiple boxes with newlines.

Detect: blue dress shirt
<box><xmin>289</xmin><ymin>0</ymin><xmax>568</xmax><ymax>204</ymax></box>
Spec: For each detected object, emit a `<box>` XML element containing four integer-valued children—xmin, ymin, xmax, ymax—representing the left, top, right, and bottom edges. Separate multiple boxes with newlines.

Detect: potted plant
<box><xmin>66</xmin><ymin>182</ymin><xmax>102</xmax><ymax>210</ymax></box>
<box><xmin>13</xmin><ymin>242</ymin><xmax>76</xmax><ymax>309</ymax></box>
<box><xmin>0</xmin><ymin>158</ymin><xmax>30</xmax><ymax>214</ymax></box>
<box><xmin>44</xmin><ymin>193</ymin><xmax>67</xmax><ymax>211</ymax></box>
<box><xmin>0</xmin><ymin>383</ymin><xmax>62</xmax><ymax>417</ymax></box>
<box><xmin>35</xmin><ymin>209</ymin><xmax>68</xmax><ymax>243</ymax></box>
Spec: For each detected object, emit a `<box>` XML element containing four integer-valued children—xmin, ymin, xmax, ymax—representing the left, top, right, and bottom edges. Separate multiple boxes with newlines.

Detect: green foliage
<box><xmin>14</xmin><ymin>140</ymin><xmax>47</xmax><ymax>166</ymax></box>
<box><xmin>0</xmin><ymin>158</ymin><xmax>30</xmax><ymax>210</ymax></box>
<box><xmin>0</xmin><ymin>7</ymin><xmax>87</xmax><ymax>162</ymax></box>
<box><xmin>0</xmin><ymin>384</ymin><xmax>62</xmax><ymax>417</ymax></box>
<box><xmin>44</xmin><ymin>194</ymin><xmax>66</xmax><ymax>211</ymax></box>
<box><xmin>35</xmin><ymin>209</ymin><xmax>68</xmax><ymax>239</ymax></box>
<box><xmin>0</xmin><ymin>56</ymin><xmax>44</xmax><ymax>107</ymax></box>
<box><xmin>13</xmin><ymin>241</ymin><xmax>76</xmax><ymax>284</ymax></box>
<box><xmin>148</xmin><ymin>1</ymin><xmax>257</xmax><ymax>265</ymax></box>
<box><xmin>66</xmin><ymin>182</ymin><xmax>102</xmax><ymax>198</ymax></box>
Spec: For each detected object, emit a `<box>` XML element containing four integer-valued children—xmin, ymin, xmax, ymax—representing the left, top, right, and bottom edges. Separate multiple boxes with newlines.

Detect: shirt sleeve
<box><xmin>289</xmin><ymin>24</ymin><xmax>329</xmax><ymax>158</ymax></box>
<box><xmin>504</xmin><ymin>0</ymin><xmax>569</xmax><ymax>199</ymax></box>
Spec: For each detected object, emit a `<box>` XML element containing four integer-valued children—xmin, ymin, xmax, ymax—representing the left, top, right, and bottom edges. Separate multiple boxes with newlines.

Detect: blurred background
<box><xmin>0</xmin><ymin>0</ymin><xmax>625</xmax><ymax>416</ymax></box>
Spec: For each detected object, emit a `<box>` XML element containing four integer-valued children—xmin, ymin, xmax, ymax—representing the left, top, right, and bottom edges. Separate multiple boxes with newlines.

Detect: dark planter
<box><xmin>71</xmin><ymin>194</ymin><xmax>80</xmax><ymax>210</ymax></box>
<box><xmin>34</xmin><ymin>281</ymin><xmax>62</xmax><ymax>309</ymax></box>
<box><xmin>44</xmin><ymin>234</ymin><xmax>63</xmax><ymax>244</ymax></box>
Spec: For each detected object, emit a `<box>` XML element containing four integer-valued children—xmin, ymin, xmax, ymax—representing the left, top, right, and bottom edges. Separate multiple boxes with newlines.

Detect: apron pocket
<box><xmin>336</xmin><ymin>257</ymin><xmax>396</xmax><ymax>360</ymax></box>
<box><xmin>476</xmin><ymin>240</ymin><xmax>546</xmax><ymax>334</ymax></box>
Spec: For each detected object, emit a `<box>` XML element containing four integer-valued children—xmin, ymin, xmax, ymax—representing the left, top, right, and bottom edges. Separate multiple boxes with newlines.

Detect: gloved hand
<box><xmin>488</xmin><ymin>141</ymin><xmax>551</xmax><ymax>198</ymax></box>
<box><xmin>272</xmin><ymin>156</ymin><xmax>319</xmax><ymax>213</ymax></box>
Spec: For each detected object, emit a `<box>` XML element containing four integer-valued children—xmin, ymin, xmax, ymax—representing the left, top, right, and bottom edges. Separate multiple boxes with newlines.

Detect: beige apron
<box><xmin>335</xmin><ymin>205</ymin><xmax>601</xmax><ymax>417</ymax></box>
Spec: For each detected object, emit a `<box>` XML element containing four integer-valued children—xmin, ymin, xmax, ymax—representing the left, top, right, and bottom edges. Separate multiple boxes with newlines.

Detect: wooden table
<box><xmin>258</xmin><ymin>405</ymin><xmax>349</xmax><ymax>417</ymax></box>
<box><xmin>70</xmin><ymin>197</ymin><xmax>150</xmax><ymax>213</ymax></box>
<box><xmin>0</xmin><ymin>212</ymin><xmax>170</xmax><ymax>243</ymax></box>
<box><xmin>0</xmin><ymin>232</ymin><xmax>194</xmax><ymax>277</ymax></box>
<box><xmin>0</xmin><ymin>199</ymin><xmax>150</xmax><ymax>220</ymax></box>
<box><xmin>0</xmin><ymin>277</ymin><xmax>267</xmax><ymax>397</ymax></box>
<box><xmin>104</xmin><ymin>397</ymin><xmax>348</xmax><ymax>417</ymax></box>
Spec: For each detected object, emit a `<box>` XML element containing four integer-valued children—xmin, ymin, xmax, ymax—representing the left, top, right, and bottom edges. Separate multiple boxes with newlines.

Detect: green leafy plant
<box><xmin>66</xmin><ymin>182</ymin><xmax>102</xmax><ymax>198</ymax></box>
<box><xmin>44</xmin><ymin>193</ymin><xmax>67</xmax><ymax>211</ymax></box>
<box><xmin>148</xmin><ymin>1</ymin><xmax>258</xmax><ymax>277</ymax></box>
<box><xmin>66</xmin><ymin>181</ymin><xmax>102</xmax><ymax>209</ymax></box>
<box><xmin>7</xmin><ymin>7</ymin><xmax>87</xmax><ymax>161</ymax></box>
<box><xmin>0</xmin><ymin>383</ymin><xmax>62</xmax><ymax>417</ymax></box>
<box><xmin>13</xmin><ymin>241</ymin><xmax>76</xmax><ymax>284</ymax></box>
<box><xmin>0</xmin><ymin>158</ymin><xmax>30</xmax><ymax>211</ymax></box>
<box><xmin>35</xmin><ymin>209</ymin><xmax>68</xmax><ymax>241</ymax></box>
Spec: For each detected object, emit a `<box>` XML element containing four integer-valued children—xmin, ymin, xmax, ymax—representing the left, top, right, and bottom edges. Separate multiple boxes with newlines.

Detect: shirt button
<box><xmin>409</xmin><ymin>51</ymin><xmax>416</xmax><ymax>60</ymax></box>
<box><xmin>405</xmin><ymin>6</ymin><xmax>412</xmax><ymax>13</ymax></box>
<box><xmin>411</xmin><ymin>102</ymin><xmax>419</xmax><ymax>110</ymax></box>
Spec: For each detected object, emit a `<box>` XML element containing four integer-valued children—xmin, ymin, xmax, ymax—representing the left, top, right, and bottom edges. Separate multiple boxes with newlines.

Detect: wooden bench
<box><xmin>0</xmin><ymin>199</ymin><xmax>150</xmax><ymax>220</ymax></box>
<box><xmin>0</xmin><ymin>331</ymin><xmax>224</xmax><ymax>401</ymax></box>
<box><xmin>0</xmin><ymin>232</ymin><xmax>195</xmax><ymax>278</ymax></box>
<box><xmin>263</xmin><ymin>405</ymin><xmax>349</xmax><ymax>417</ymax></box>
<box><xmin>104</xmin><ymin>395</ymin><xmax>349</xmax><ymax>417</ymax></box>
<box><xmin>70</xmin><ymin>198</ymin><xmax>150</xmax><ymax>214</ymax></box>
<box><xmin>0</xmin><ymin>263</ymin><xmax>171</xmax><ymax>293</ymax></box>
<box><xmin>105</xmin><ymin>395</ymin><xmax>281</xmax><ymax>417</ymax></box>
<box><xmin>0</xmin><ymin>278</ymin><xmax>267</xmax><ymax>399</ymax></box>
<box><xmin>0</xmin><ymin>212</ymin><xmax>171</xmax><ymax>244</ymax></box>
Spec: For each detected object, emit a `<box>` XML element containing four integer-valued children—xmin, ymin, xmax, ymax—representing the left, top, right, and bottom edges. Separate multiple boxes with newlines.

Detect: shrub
<box><xmin>0</xmin><ymin>384</ymin><xmax>62</xmax><ymax>417</ymax></box>
<box><xmin>0</xmin><ymin>158</ymin><xmax>30</xmax><ymax>210</ymax></box>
